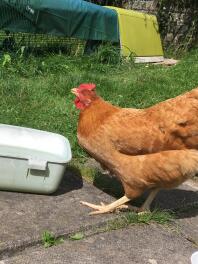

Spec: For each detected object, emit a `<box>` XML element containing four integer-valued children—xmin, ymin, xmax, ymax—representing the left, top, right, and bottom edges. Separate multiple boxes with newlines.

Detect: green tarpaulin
<box><xmin>0</xmin><ymin>0</ymin><xmax>119</xmax><ymax>42</ymax></box>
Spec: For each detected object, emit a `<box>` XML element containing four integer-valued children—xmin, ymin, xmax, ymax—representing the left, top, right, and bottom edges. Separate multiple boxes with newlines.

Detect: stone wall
<box><xmin>122</xmin><ymin>0</ymin><xmax>157</xmax><ymax>12</ymax></box>
<box><xmin>156</xmin><ymin>1</ymin><xmax>198</xmax><ymax>51</ymax></box>
<box><xmin>122</xmin><ymin>0</ymin><xmax>198</xmax><ymax>51</ymax></box>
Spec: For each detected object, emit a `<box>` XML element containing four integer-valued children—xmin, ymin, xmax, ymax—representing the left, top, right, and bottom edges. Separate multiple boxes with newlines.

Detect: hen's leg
<box><xmin>138</xmin><ymin>188</ymin><xmax>159</xmax><ymax>213</ymax></box>
<box><xmin>81</xmin><ymin>190</ymin><xmax>159</xmax><ymax>215</ymax></box>
<box><xmin>80</xmin><ymin>195</ymin><xmax>136</xmax><ymax>215</ymax></box>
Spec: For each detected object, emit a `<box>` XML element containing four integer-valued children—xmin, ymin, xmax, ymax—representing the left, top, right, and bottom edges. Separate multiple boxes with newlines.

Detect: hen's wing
<box><xmin>107</xmin><ymin>89</ymin><xmax>198</xmax><ymax>154</ymax></box>
<box><xmin>116</xmin><ymin>149</ymin><xmax>198</xmax><ymax>198</ymax></box>
<box><xmin>102</xmin><ymin>108</ymin><xmax>165</xmax><ymax>156</ymax></box>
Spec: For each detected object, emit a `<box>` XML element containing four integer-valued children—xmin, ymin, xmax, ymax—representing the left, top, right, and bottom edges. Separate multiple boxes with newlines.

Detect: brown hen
<box><xmin>72</xmin><ymin>83</ymin><xmax>198</xmax><ymax>215</ymax></box>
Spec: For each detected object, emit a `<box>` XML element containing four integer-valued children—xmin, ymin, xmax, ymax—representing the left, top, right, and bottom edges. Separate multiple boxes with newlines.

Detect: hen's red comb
<box><xmin>78</xmin><ymin>83</ymin><xmax>96</xmax><ymax>91</ymax></box>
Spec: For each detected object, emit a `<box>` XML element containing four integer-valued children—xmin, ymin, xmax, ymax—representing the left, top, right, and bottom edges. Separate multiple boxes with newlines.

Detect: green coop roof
<box><xmin>0</xmin><ymin>0</ymin><xmax>119</xmax><ymax>42</ymax></box>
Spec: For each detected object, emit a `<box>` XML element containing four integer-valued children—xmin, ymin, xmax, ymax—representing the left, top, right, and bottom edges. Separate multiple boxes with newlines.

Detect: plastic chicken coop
<box><xmin>0</xmin><ymin>0</ymin><xmax>164</xmax><ymax>62</ymax></box>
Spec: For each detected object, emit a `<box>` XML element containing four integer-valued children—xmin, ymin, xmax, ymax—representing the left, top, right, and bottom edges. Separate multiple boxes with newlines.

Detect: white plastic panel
<box><xmin>0</xmin><ymin>124</ymin><xmax>72</xmax><ymax>163</ymax></box>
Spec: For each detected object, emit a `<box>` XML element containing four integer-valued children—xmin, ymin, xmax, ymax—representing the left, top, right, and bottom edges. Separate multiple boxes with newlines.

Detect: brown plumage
<box><xmin>72</xmin><ymin>84</ymin><xmax>198</xmax><ymax>215</ymax></box>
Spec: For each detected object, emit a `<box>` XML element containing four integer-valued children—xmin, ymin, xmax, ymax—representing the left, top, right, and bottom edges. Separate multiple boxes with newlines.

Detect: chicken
<box><xmin>71</xmin><ymin>83</ymin><xmax>198</xmax><ymax>215</ymax></box>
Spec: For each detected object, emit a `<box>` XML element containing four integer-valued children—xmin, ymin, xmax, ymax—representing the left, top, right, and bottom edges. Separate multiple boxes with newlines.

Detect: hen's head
<box><xmin>71</xmin><ymin>83</ymin><xmax>97</xmax><ymax>110</ymax></box>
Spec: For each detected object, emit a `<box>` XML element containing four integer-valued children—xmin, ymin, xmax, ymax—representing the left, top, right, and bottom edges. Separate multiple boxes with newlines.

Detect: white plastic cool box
<box><xmin>0</xmin><ymin>124</ymin><xmax>72</xmax><ymax>194</ymax></box>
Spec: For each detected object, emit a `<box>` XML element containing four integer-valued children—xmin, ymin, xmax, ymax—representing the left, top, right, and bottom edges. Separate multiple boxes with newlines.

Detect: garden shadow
<box><xmin>53</xmin><ymin>165</ymin><xmax>83</xmax><ymax>196</ymax></box>
<box><xmin>92</xmin><ymin>170</ymin><xmax>198</xmax><ymax>219</ymax></box>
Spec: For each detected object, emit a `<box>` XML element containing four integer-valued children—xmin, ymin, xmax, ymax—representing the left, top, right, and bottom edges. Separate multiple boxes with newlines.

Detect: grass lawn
<box><xmin>0</xmin><ymin>49</ymin><xmax>197</xmax><ymax>158</ymax></box>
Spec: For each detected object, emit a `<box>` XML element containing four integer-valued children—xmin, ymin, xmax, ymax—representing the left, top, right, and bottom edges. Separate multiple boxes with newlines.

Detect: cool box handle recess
<box><xmin>28</xmin><ymin>159</ymin><xmax>47</xmax><ymax>171</ymax></box>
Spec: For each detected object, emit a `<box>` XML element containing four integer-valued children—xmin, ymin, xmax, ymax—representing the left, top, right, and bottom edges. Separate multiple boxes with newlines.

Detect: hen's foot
<box><xmin>80</xmin><ymin>201</ymin><xmax>115</xmax><ymax>215</ymax></box>
<box><xmin>80</xmin><ymin>201</ymin><xmax>138</xmax><ymax>215</ymax></box>
<box><xmin>137</xmin><ymin>208</ymin><xmax>151</xmax><ymax>215</ymax></box>
<box><xmin>80</xmin><ymin>195</ymin><xmax>131</xmax><ymax>215</ymax></box>
<box><xmin>137</xmin><ymin>189</ymin><xmax>159</xmax><ymax>215</ymax></box>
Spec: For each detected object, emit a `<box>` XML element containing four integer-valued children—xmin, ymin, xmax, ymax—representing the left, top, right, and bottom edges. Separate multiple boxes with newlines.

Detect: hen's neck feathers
<box><xmin>78</xmin><ymin>97</ymin><xmax>119</xmax><ymax>137</ymax></box>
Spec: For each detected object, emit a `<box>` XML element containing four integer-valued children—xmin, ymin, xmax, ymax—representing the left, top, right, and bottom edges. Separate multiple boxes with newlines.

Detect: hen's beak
<box><xmin>71</xmin><ymin>88</ymin><xmax>78</xmax><ymax>96</ymax></box>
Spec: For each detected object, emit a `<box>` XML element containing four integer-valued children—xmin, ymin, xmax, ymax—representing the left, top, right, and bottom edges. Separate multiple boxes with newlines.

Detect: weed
<box><xmin>41</xmin><ymin>231</ymin><xmax>64</xmax><ymax>248</ymax></box>
<box><xmin>69</xmin><ymin>232</ymin><xmax>85</xmax><ymax>241</ymax></box>
<box><xmin>1</xmin><ymin>53</ymin><xmax>11</xmax><ymax>67</ymax></box>
<box><xmin>91</xmin><ymin>43</ymin><xmax>121</xmax><ymax>64</ymax></box>
<box><xmin>107</xmin><ymin>210</ymin><xmax>174</xmax><ymax>230</ymax></box>
<box><xmin>138</xmin><ymin>210</ymin><xmax>174</xmax><ymax>224</ymax></box>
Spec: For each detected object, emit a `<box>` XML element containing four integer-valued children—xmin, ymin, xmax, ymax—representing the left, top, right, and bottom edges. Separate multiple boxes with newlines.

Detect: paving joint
<box><xmin>0</xmin><ymin>215</ymin><xmax>121</xmax><ymax>260</ymax></box>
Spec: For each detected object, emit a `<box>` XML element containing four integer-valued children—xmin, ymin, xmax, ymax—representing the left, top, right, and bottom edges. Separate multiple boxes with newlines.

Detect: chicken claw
<box><xmin>137</xmin><ymin>209</ymin><xmax>151</xmax><ymax>215</ymax></box>
<box><xmin>80</xmin><ymin>195</ymin><xmax>132</xmax><ymax>215</ymax></box>
<box><xmin>80</xmin><ymin>201</ymin><xmax>106</xmax><ymax>210</ymax></box>
<box><xmin>138</xmin><ymin>189</ymin><xmax>159</xmax><ymax>214</ymax></box>
<box><xmin>80</xmin><ymin>201</ymin><xmax>139</xmax><ymax>215</ymax></box>
<box><xmin>80</xmin><ymin>189</ymin><xmax>159</xmax><ymax>215</ymax></box>
<box><xmin>80</xmin><ymin>201</ymin><xmax>117</xmax><ymax>215</ymax></box>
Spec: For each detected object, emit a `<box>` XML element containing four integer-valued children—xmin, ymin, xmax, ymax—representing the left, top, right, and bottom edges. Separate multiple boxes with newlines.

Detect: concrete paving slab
<box><xmin>2</xmin><ymin>224</ymin><xmax>197</xmax><ymax>264</ymax></box>
<box><xmin>175</xmin><ymin>207</ymin><xmax>198</xmax><ymax>244</ymax></box>
<box><xmin>152</xmin><ymin>180</ymin><xmax>198</xmax><ymax>244</ymax></box>
<box><xmin>152</xmin><ymin>180</ymin><xmax>198</xmax><ymax>211</ymax></box>
<box><xmin>0</xmin><ymin>164</ymin><xmax>197</xmax><ymax>260</ymax></box>
<box><xmin>0</xmin><ymin>167</ymin><xmax>116</xmax><ymax>258</ymax></box>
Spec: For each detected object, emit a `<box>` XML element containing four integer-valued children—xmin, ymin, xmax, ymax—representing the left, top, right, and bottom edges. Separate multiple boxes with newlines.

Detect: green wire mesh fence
<box><xmin>0</xmin><ymin>30</ymin><xmax>86</xmax><ymax>55</ymax></box>
<box><xmin>0</xmin><ymin>0</ymin><xmax>85</xmax><ymax>55</ymax></box>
